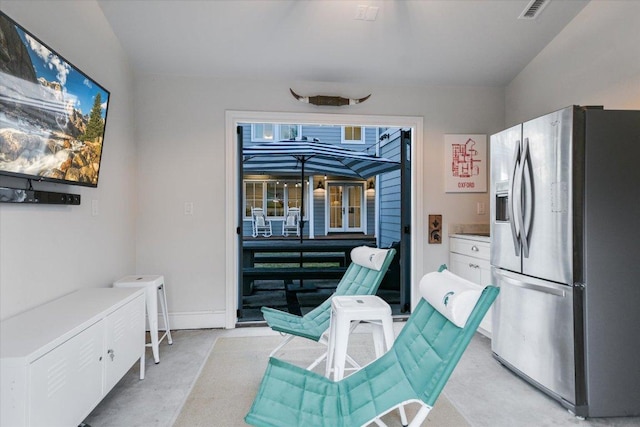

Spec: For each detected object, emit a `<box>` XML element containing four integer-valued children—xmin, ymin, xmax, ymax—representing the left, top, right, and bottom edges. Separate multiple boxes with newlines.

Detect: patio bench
<box><xmin>252</xmin><ymin>253</ymin><xmax>346</xmax><ymax>266</ymax></box>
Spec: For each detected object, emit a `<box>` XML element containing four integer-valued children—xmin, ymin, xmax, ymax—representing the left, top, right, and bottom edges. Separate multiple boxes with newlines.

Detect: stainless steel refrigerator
<box><xmin>490</xmin><ymin>105</ymin><xmax>640</xmax><ymax>418</ymax></box>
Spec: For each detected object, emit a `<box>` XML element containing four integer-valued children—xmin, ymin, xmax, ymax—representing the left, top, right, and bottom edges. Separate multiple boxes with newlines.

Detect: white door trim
<box><xmin>225</xmin><ymin>111</ymin><xmax>424</xmax><ymax>328</ymax></box>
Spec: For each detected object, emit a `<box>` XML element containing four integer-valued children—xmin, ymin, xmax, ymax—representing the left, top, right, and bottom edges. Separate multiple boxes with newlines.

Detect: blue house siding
<box><xmin>300</xmin><ymin>125</ymin><xmax>337</xmax><ymax>144</ymax></box>
<box><xmin>313</xmin><ymin>188</ymin><xmax>325</xmax><ymax>236</ymax></box>
<box><xmin>366</xmin><ymin>191</ymin><xmax>375</xmax><ymax>235</ymax></box>
<box><xmin>240</xmin><ymin>123</ymin><xmax>378</xmax><ymax>151</ymax></box>
<box><xmin>378</xmin><ymin>129</ymin><xmax>402</xmax><ymax>248</ymax></box>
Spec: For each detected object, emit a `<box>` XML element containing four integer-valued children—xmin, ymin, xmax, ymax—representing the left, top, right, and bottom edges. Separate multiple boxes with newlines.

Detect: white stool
<box><xmin>113</xmin><ymin>275</ymin><xmax>173</xmax><ymax>372</ymax></box>
<box><xmin>325</xmin><ymin>295</ymin><xmax>395</xmax><ymax>381</ymax></box>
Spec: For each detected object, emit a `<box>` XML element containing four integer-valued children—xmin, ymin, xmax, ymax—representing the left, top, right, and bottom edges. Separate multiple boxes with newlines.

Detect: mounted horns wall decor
<box><xmin>289</xmin><ymin>88</ymin><xmax>371</xmax><ymax>106</ymax></box>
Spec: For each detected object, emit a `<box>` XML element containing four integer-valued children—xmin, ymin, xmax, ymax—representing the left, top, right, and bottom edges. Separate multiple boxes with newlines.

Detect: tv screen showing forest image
<box><xmin>0</xmin><ymin>11</ymin><xmax>110</xmax><ymax>187</ymax></box>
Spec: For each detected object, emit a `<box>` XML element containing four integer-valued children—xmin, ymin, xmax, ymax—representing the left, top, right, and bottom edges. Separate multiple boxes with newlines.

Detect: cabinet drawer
<box><xmin>450</xmin><ymin>237</ymin><xmax>490</xmax><ymax>260</ymax></box>
<box><xmin>450</xmin><ymin>253</ymin><xmax>490</xmax><ymax>280</ymax></box>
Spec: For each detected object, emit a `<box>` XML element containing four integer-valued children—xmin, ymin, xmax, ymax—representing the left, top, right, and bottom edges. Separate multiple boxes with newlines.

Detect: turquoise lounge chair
<box><xmin>261</xmin><ymin>246</ymin><xmax>396</xmax><ymax>367</ymax></box>
<box><xmin>246</xmin><ymin>269</ymin><xmax>499</xmax><ymax>427</ymax></box>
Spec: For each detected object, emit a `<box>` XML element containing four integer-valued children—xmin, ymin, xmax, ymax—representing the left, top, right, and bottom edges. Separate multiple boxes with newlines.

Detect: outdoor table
<box><xmin>241</xmin><ymin>238</ymin><xmax>376</xmax><ymax>295</ymax></box>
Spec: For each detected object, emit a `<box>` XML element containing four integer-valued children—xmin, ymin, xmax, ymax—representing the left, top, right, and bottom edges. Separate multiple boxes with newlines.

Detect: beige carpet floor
<box><xmin>173</xmin><ymin>334</ymin><xmax>470</xmax><ymax>426</ymax></box>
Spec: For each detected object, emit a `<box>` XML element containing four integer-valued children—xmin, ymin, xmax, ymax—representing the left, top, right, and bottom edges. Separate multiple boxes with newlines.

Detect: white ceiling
<box><xmin>97</xmin><ymin>0</ymin><xmax>589</xmax><ymax>87</ymax></box>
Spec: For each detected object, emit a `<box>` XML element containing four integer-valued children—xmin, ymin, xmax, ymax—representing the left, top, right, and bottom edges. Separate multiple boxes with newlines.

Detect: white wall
<box><xmin>7</xmin><ymin>0</ymin><xmax>637</xmax><ymax>329</ymax></box>
<box><xmin>135</xmin><ymin>76</ymin><xmax>504</xmax><ymax>327</ymax></box>
<box><xmin>0</xmin><ymin>1</ymin><xmax>137</xmax><ymax>319</ymax></box>
<box><xmin>506</xmin><ymin>1</ymin><xmax>640</xmax><ymax>125</ymax></box>
<box><xmin>132</xmin><ymin>0</ymin><xmax>640</xmax><ymax>329</ymax></box>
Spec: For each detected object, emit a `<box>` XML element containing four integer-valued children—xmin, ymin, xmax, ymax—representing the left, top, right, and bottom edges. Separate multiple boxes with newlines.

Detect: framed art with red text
<box><xmin>444</xmin><ymin>134</ymin><xmax>487</xmax><ymax>193</ymax></box>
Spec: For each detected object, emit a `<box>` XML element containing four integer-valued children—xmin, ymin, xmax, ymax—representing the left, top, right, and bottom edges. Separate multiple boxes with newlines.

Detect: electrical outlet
<box><xmin>184</xmin><ymin>202</ymin><xmax>194</xmax><ymax>215</ymax></box>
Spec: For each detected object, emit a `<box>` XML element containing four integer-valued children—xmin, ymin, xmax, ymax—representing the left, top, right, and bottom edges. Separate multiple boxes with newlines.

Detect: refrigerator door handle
<box><xmin>520</xmin><ymin>138</ymin><xmax>533</xmax><ymax>258</ymax></box>
<box><xmin>495</xmin><ymin>269</ymin><xmax>566</xmax><ymax>297</ymax></box>
<box><xmin>508</xmin><ymin>141</ymin><xmax>522</xmax><ymax>256</ymax></box>
<box><xmin>513</xmin><ymin>142</ymin><xmax>526</xmax><ymax>256</ymax></box>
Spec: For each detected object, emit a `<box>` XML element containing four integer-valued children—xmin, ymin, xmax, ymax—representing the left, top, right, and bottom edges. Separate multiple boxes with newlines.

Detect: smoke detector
<box><xmin>518</xmin><ymin>0</ymin><xmax>550</xmax><ymax>20</ymax></box>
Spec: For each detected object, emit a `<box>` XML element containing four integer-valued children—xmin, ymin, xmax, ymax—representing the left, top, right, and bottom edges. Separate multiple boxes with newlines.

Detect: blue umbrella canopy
<box><xmin>243</xmin><ymin>139</ymin><xmax>400</xmax><ymax>242</ymax></box>
<box><xmin>242</xmin><ymin>139</ymin><xmax>400</xmax><ymax>179</ymax></box>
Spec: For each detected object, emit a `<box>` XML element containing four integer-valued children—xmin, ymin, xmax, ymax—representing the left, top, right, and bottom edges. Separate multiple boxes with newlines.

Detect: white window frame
<box><xmin>251</xmin><ymin>123</ymin><xmax>302</xmax><ymax>142</ymax></box>
<box><xmin>341</xmin><ymin>125</ymin><xmax>365</xmax><ymax>144</ymax></box>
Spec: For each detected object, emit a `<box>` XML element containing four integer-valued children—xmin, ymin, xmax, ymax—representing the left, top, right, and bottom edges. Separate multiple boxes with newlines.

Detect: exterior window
<box><xmin>252</xmin><ymin>124</ymin><xmax>301</xmax><ymax>142</ymax></box>
<box><xmin>245</xmin><ymin>182</ymin><xmax>264</xmax><ymax>217</ymax></box>
<box><xmin>286</xmin><ymin>184</ymin><xmax>302</xmax><ymax>210</ymax></box>
<box><xmin>252</xmin><ymin>124</ymin><xmax>275</xmax><ymax>141</ymax></box>
<box><xmin>244</xmin><ymin>180</ymin><xmax>306</xmax><ymax>218</ymax></box>
<box><xmin>279</xmin><ymin>124</ymin><xmax>299</xmax><ymax>140</ymax></box>
<box><xmin>265</xmin><ymin>181</ymin><xmax>285</xmax><ymax>217</ymax></box>
<box><xmin>342</xmin><ymin>126</ymin><xmax>364</xmax><ymax>144</ymax></box>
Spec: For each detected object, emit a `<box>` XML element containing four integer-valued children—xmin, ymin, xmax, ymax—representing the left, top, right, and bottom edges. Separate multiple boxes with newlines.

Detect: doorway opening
<box><xmin>225</xmin><ymin>111</ymin><xmax>424</xmax><ymax>328</ymax></box>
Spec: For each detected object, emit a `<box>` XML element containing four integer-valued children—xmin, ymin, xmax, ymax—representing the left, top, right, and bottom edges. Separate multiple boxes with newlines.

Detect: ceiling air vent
<box><xmin>518</xmin><ymin>0</ymin><xmax>550</xmax><ymax>20</ymax></box>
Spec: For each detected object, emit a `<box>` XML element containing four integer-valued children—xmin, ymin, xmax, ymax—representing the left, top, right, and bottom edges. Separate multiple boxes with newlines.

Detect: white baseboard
<box><xmin>150</xmin><ymin>310</ymin><xmax>227</xmax><ymax>330</ymax></box>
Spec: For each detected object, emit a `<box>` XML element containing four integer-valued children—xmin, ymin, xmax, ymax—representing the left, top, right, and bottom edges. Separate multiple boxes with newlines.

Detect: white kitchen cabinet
<box><xmin>449</xmin><ymin>234</ymin><xmax>493</xmax><ymax>338</ymax></box>
<box><xmin>1</xmin><ymin>288</ymin><xmax>145</xmax><ymax>427</ymax></box>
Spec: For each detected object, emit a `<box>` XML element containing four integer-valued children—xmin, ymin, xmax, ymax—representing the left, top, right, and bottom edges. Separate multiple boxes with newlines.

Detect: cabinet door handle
<box><xmin>471</xmin><ymin>245</ymin><xmax>479</xmax><ymax>252</ymax></box>
<box><xmin>468</xmin><ymin>263</ymin><xmax>479</xmax><ymax>269</ymax></box>
<box><xmin>108</xmin><ymin>349</ymin><xmax>115</xmax><ymax>361</ymax></box>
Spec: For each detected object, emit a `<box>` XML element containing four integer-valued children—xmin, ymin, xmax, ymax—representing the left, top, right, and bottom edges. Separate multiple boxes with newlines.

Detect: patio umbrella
<box><xmin>243</xmin><ymin>139</ymin><xmax>401</xmax><ymax>243</ymax></box>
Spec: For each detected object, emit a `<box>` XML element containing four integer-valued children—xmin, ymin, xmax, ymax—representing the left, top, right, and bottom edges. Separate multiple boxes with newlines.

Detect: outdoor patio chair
<box><xmin>261</xmin><ymin>246</ymin><xmax>396</xmax><ymax>369</ymax></box>
<box><xmin>251</xmin><ymin>207</ymin><xmax>272</xmax><ymax>238</ymax></box>
<box><xmin>282</xmin><ymin>207</ymin><xmax>300</xmax><ymax>237</ymax></box>
<box><xmin>245</xmin><ymin>270</ymin><xmax>499</xmax><ymax>427</ymax></box>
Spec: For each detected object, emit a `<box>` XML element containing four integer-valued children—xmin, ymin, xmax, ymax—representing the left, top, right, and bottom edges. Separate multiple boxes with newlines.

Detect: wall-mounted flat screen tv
<box><xmin>0</xmin><ymin>11</ymin><xmax>110</xmax><ymax>187</ymax></box>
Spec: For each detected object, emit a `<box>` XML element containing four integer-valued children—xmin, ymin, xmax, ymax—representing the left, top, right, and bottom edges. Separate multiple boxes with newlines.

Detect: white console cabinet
<box><xmin>1</xmin><ymin>288</ymin><xmax>145</xmax><ymax>427</ymax></box>
<box><xmin>449</xmin><ymin>234</ymin><xmax>493</xmax><ymax>338</ymax></box>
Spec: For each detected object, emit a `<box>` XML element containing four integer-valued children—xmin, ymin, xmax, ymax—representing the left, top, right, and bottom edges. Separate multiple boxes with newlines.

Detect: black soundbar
<box><xmin>0</xmin><ymin>187</ymin><xmax>81</xmax><ymax>205</ymax></box>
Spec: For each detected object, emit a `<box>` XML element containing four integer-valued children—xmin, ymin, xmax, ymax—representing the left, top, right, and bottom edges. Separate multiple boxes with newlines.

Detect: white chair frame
<box><xmin>282</xmin><ymin>207</ymin><xmax>300</xmax><ymax>237</ymax></box>
<box><xmin>251</xmin><ymin>207</ymin><xmax>272</xmax><ymax>237</ymax></box>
